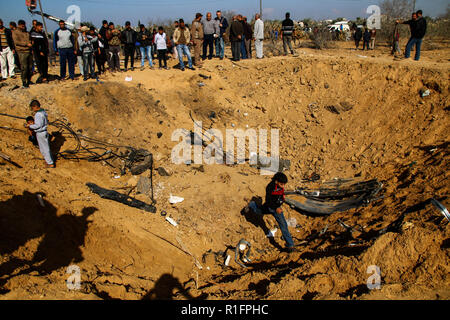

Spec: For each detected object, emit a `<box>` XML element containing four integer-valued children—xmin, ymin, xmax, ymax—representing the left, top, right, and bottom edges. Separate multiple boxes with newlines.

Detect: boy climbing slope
<box><xmin>248</xmin><ymin>172</ymin><xmax>295</xmax><ymax>252</ymax></box>
<box><xmin>25</xmin><ymin>100</ymin><xmax>55</xmax><ymax>168</ymax></box>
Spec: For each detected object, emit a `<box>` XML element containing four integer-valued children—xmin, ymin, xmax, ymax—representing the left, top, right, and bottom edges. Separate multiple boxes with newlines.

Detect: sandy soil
<box><xmin>0</xmin><ymin>40</ymin><xmax>448</xmax><ymax>300</ymax></box>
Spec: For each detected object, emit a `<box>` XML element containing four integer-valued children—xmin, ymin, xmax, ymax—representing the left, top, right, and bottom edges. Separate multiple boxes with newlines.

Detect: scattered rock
<box><xmin>157</xmin><ymin>167</ymin><xmax>171</xmax><ymax>176</ymax></box>
<box><xmin>137</xmin><ymin>176</ymin><xmax>152</xmax><ymax>194</ymax></box>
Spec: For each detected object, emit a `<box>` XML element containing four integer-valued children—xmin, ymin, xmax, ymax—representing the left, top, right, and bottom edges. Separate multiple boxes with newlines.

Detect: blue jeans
<box><xmin>176</xmin><ymin>44</ymin><xmax>193</xmax><ymax>69</ymax></box>
<box><xmin>140</xmin><ymin>46</ymin><xmax>153</xmax><ymax>67</ymax></box>
<box><xmin>59</xmin><ymin>48</ymin><xmax>76</xmax><ymax>79</ymax></box>
<box><xmin>248</xmin><ymin>201</ymin><xmax>295</xmax><ymax>248</ymax></box>
<box><xmin>215</xmin><ymin>36</ymin><xmax>225</xmax><ymax>58</ymax></box>
<box><xmin>82</xmin><ymin>52</ymin><xmax>95</xmax><ymax>79</ymax></box>
<box><xmin>240</xmin><ymin>35</ymin><xmax>247</xmax><ymax>59</ymax></box>
<box><xmin>405</xmin><ymin>37</ymin><xmax>422</xmax><ymax>61</ymax></box>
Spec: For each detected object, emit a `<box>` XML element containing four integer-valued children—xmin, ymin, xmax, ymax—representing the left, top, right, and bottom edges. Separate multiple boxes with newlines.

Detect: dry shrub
<box><xmin>310</xmin><ymin>29</ymin><xmax>335</xmax><ymax>50</ymax></box>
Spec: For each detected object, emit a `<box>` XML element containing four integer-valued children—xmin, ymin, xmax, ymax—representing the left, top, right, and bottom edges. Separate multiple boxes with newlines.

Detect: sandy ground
<box><xmin>0</xmin><ymin>40</ymin><xmax>449</xmax><ymax>300</ymax></box>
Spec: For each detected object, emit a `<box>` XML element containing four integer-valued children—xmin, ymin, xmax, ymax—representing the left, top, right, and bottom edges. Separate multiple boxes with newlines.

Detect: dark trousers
<box><xmin>355</xmin><ymin>38</ymin><xmax>361</xmax><ymax>49</ymax></box>
<box><xmin>109</xmin><ymin>45</ymin><xmax>120</xmax><ymax>71</ymax></box>
<box><xmin>231</xmin><ymin>41</ymin><xmax>241</xmax><ymax>61</ymax></box>
<box><xmin>18</xmin><ymin>52</ymin><xmax>33</xmax><ymax>85</ymax></box>
<box><xmin>95</xmin><ymin>49</ymin><xmax>106</xmax><ymax>74</ymax></box>
<box><xmin>157</xmin><ymin>49</ymin><xmax>167</xmax><ymax>68</ymax></box>
<box><xmin>202</xmin><ymin>34</ymin><xmax>214</xmax><ymax>59</ymax></box>
<box><xmin>124</xmin><ymin>44</ymin><xmax>135</xmax><ymax>70</ymax></box>
<box><xmin>35</xmin><ymin>53</ymin><xmax>48</xmax><ymax>79</ymax></box>
<box><xmin>362</xmin><ymin>40</ymin><xmax>370</xmax><ymax>50</ymax></box>
<box><xmin>59</xmin><ymin>48</ymin><xmax>76</xmax><ymax>79</ymax></box>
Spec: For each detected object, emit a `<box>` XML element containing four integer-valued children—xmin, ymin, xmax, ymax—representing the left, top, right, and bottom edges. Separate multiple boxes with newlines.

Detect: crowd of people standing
<box><xmin>0</xmin><ymin>9</ymin><xmax>430</xmax><ymax>88</ymax></box>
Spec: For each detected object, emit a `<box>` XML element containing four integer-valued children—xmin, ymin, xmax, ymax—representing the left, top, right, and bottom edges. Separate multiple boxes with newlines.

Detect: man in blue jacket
<box><xmin>214</xmin><ymin>10</ymin><xmax>228</xmax><ymax>60</ymax></box>
<box><xmin>53</xmin><ymin>20</ymin><xmax>76</xmax><ymax>80</ymax></box>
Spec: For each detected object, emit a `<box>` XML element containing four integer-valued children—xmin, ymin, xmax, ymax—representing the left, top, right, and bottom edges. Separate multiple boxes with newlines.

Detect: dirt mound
<box><xmin>0</xmin><ymin>45</ymin><xmax>449</xmax><ymax>300</ymax></box>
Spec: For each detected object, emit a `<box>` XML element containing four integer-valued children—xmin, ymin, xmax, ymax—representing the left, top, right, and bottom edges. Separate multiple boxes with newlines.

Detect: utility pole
<box><xmin>37</xmin><ymin>0</ymin><xmax>49</xmax><ymax>35</ymax></box>
<box><xmin>412</xmin><ymin>0</ymin><xmax>416</xmax><ymax>12</ymax></box>
<box><xmin>260</xmin><ymin>0</ymin><xmax>262</xmax><ymax>18</ymax></box>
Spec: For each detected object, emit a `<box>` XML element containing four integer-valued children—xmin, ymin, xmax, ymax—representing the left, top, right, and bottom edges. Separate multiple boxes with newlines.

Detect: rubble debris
<box><xmin>303</xmin><ymin>173</ymin><xmax>321</xmax><ymax>182</ymax></box>
<box><xmin>225</xmin><ymin>255</ymin><xmax>231</xmax><ymax>266</ymax></box>
<box><xmin>267</xmin><ymin>228</ymin><xmax>277</xmax><ymax>238</ymax></box>
<box><xmin>420</xmin><ymin>89</ymin><xmax>431</xmax><ymax>97</ymax></box>
<box><xmin>0</xmin><ymin>151</ymin><xmax>22</xmax><ymax>168</ymax></box>
<box><xmin>235</xmin><ymin>239</ymin><xmax>252</xmax><ymax>268</ymax></box>
<box><xmin>287</xmin><ymin>217</ymin><xmax>297</xmax><ymax>227</ymax></box>
<box><xmin>36</xmin><ymin>194</ymin><xmax>45</xmax><ymax>207</ymax></box>
<box><xmin>431</xmin><ymin>199</ymin><xmax>450</xmax><ymax>221</ymax></box>
<box><xmin>199</xmin><ymin>74</ymin><xmax>211</xmax><ymax>80</ymax></box>
<box><xmin>86</xmin><ymin>182</ymin><xmax>156</xmax><ymax>213</ymax></box>
<box><xmin>249</xmin><ymin>153</ymin><xmax>291</xmax><ymax>172</ymax></box>
<box><xmin>125</xmin><ymin>149</ymin><xmax>153</xmax><ymax>176</ymax></box>
<box><xmin>208</xmin><ymin>111</ymin><xmax>216</xmax><ymax>119</ymax></box>
<box><xmin>325</xmin><ymin>102</ymin><xmax>353</xmax><ymax>115</ymax></box>
<box><xmin>285</xmin><ymin>179</ymin><xmax>383</xmax><ymax>216</ymax></box>
<box><xmin>166</xmin><ymin>216</ymin><xmax>178</xmax><ymax>226</ymax></box>
<box><xmin>169</xmin><ymin>195</ymin><xmax>184</xmax><ymax>204</ymax></box>
<box><xmin>157</xmin><ymin>167</ymin><xmax>171</xmax><ymax>176</ymax></box>
<box><xmin>136</xmin><ymin>176</ymin><xmax>152</xmax><ymax>194</ymax></box>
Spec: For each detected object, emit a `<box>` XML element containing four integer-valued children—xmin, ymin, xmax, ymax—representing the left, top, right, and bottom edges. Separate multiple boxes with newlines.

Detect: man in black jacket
<box><xmin>31</xmin><ymin>22</ymin><xmax>48</xmax><ymax>82</ymax></box>
<box><xmin>0</xmin><ymin>19</ymin><xmax>16</xmax><ymax>80</ymax></box>
<box><xmin>243</xmin><ymin>16</ymin><xmax>253</xmax><ymax>59</ymax></box>
<box><xmin>281</xmin><ymin>12</ymin><xmax>295</xmax><ymax>55</ymax></box>
<box><xmin>398</xmin><ymin>10</ymin><xmax>427</xmax><ymax>61</ymax></box>
<box><xmin>99</xmin><ymin>20</ymin><xmax>110</xmax><ymax>69</ymax></box>
<box><xmin>121</xmin><ymin>21</ymin><xmax>137</xmax><ymax>71</ymax></box>
<box><xmin>214</xmin><ymin>10</ymin><xmax>228</xmax><ymax>59</ymax></box>
<box><xmin>137</xmin><ymin>24</ymin><xmax>153</xmax><ymax>70</ymax></box>
<box><xmin>353</xmin><ymin>24</ymin><xmax>362</xmax><ymax>49</ymax></box>
<box><xmin>230</xmin><ymin>15</ymin><xmax>244</xmax><ymax>61</ymax></box>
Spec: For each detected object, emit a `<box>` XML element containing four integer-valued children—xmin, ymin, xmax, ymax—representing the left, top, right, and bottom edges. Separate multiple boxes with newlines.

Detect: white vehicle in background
<box><xmin>328</xmin><ymin>21</ymin><xmax>350</xmax><ymax>32</ymax></box>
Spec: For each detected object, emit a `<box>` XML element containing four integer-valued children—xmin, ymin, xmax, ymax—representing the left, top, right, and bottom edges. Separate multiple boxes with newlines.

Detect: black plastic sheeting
<box><xmin>86</xmin><ymin>183</ymin><xmax>156</xmax><ymax>213</ymax></box>
<box><xmin>285</xmin><ymin>179</ymin><xmax>383</xmax><ymax>216</ymax></box>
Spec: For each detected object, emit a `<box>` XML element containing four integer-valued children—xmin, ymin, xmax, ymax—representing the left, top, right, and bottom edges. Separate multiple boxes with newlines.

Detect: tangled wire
<box><xmin>0</xmin><ymin>113</ymin><xmax>153</xmax><ymax>176</ymax></box>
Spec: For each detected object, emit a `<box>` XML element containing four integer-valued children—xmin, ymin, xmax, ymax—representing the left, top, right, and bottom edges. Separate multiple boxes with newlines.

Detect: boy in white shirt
<box><xmin>154</xmin><ymin>27</ymin><xmax>169</xmax><ymax>70</ymax></box>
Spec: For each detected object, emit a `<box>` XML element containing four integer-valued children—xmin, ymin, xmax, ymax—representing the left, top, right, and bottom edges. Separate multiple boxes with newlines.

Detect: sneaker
<box><xmin>164</xmin><ymin>66</ymin><xmax>170</xmax><ymax>70</ymax></box>
<box><xmin>189</xmin><ymin>67</ymin><xmax>196</xmax><ymax>71</ymax></box>
<box><xmin>158</xmin><ymin>67</ymin><xmax>162</xmax><ymax>70</ymax></box>
<box><xmin>140</xmin><ymin>66</ymin><xmax>145</xmax><ymax>71</ymax></box>
<box><xmin>181</xmin><ymin>68</ymin><xmax>185</xmax><ymax>71</ymax></box>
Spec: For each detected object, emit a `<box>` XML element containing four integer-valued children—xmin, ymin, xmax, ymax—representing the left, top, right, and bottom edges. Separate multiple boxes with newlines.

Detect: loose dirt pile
<box><xmin>0</xmin><ymin>44</ymin><xmax>448</xmax><ymax>300</ymax></box>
